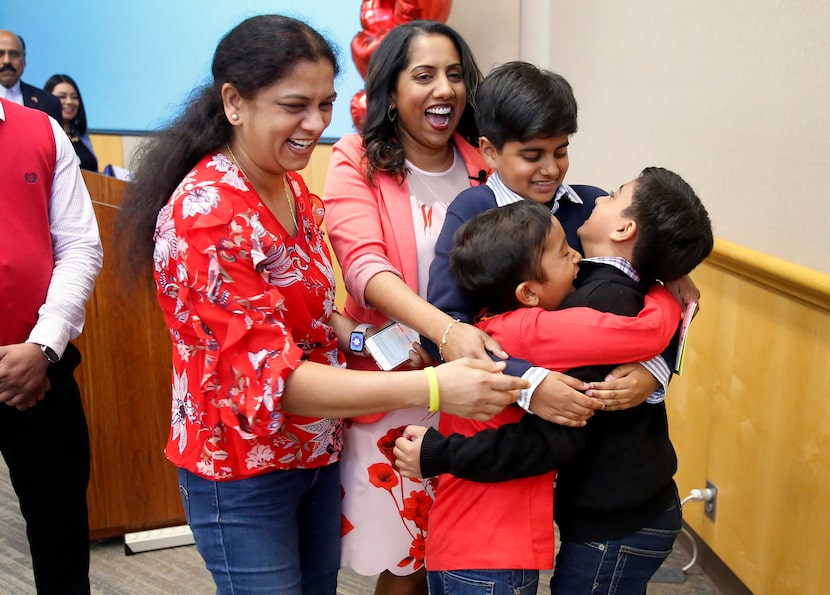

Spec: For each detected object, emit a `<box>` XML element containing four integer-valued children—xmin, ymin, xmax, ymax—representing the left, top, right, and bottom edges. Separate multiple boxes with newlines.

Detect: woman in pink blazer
<box><xmin>322</xmin><ymin>21</ymin><xmax>501</xmax><ymax>595</ymax></box>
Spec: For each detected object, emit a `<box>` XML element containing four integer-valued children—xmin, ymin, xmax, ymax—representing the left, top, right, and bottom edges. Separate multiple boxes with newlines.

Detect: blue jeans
<box><xmin>178</xmin><ymin>463</ymin><xmax>341</xmax><ymax>595</ymax></box>
<box><xmin>428</xmin><ymin>569</ymin><xmax>539</xmax><ymax>595</ymax></box>
<box><xmin>550</xmin><ymin>492</ymin><xmax>682</xmax><ymax>595</ymax></box>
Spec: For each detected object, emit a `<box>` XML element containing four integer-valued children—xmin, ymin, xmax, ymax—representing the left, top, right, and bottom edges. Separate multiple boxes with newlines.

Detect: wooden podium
<box><xmin>76</xmin><ymin>171</ymin><xmax>185</xmax><ymax>539</ymax></box>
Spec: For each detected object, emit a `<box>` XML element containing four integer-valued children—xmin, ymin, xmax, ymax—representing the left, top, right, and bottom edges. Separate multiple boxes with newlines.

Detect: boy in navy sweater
<box><xmin>426</xmin><ymin>62</ymin><xmax>697</xmax><ymax>426</ymax></box>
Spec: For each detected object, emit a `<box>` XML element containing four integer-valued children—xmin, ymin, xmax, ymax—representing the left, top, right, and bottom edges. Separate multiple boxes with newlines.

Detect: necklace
<box><xmin>225</xmin><ymin>143</ymin><xmax>246</xmax><ymax>178</ymax></box>
<box><xmin>283</xmin><ymin>178</ymin><xmax>299</xmax><ymax>231</ymax></box>
<box><xmin>226</xmin><ymin>144</ymin><xmax>297</xmax><ymax>232</ymax></box>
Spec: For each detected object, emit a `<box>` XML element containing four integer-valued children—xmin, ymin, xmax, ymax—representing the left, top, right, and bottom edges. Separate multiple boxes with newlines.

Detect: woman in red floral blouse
<box><xmin>116</xmin><ymin>14</ymin><xmax>525</xmax><ymax>595</ymax></box>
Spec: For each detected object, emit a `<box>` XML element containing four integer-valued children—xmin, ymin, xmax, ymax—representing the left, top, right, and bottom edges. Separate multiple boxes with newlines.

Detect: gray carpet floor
<box><xmin>0</xmin><ymin>457</ymin><xmax>721</xmax><ymax>594</ymax></box>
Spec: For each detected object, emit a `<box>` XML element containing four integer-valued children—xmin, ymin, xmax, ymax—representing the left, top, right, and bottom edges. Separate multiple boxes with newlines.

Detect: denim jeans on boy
<box><xmin>428</xmin><ymin>569</ymin><xmax>539</xmax><ymax>595</ymax></box>
<box><xmin>178</xmin><ymin>463</ymin><xmax>341</xmax><ymax>595</ymax></box>
<box><xmin>549</xmin><ymin>491</ymin><xmax>682</xmax><ymax>595</ymax></box>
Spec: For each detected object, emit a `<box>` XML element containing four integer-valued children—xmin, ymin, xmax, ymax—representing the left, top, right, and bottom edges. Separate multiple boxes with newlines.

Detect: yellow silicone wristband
<box><xmin>425</xmin><ymin>366</ymin><xmax>440</xmax><ymax>413</ymax></box>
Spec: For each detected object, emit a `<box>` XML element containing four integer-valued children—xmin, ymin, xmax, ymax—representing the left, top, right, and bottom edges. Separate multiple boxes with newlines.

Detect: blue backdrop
<box><xmin>1</xmin><ymin>1</ymin><xmax>364</xmax><ymax>140</ymax></box>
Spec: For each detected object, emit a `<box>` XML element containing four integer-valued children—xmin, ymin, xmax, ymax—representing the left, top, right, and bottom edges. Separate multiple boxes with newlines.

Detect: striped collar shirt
<box><xmin>583</xmin><ymin>256</ymin><xmax>641</xmax><ymax>283</ymax></box>
<box><xmin>486</xmin><ymin>170</ymin><xmax>583</xmax><ymax>213</ymax></box>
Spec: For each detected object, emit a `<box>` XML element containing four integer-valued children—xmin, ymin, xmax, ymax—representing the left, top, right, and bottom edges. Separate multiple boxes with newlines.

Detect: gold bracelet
<box><xmin>425</xmin><ymin>366</ymin><xmax>440</xmax><ymax>412</ymax></box>
<box><xmin>438</xmin><ymin>318</ymin><xmax>461</xmax><ymax>362</ymax></box>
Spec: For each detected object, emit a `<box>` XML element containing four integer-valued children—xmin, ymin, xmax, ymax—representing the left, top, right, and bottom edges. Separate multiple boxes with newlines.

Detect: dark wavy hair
<box><xmin>361</xmin><ymin>20</ymin><xmax>481</xmax><ymax>185</ymax></box>
<box><xmin>626</xmin><ymin>166</ymin><xmax>713</xmax><ymax>282</ymax></box>
<box><xmin>116</xmin><ymin>14</ymin><xmax>339</xmax><ymax>280</ymax></box>
<box><xmin>476</xmin><ymin>61</ymin><xmax>577</xmax><ymax>150</ymax></box>
<box><xmin>450</xmin><ymin>201</ymin><xmax>553</xmax><ymax>315</ymax></box>
<box><xmin>43</xmin><ymin>74</ymin><xmax>89</xmax><ymax>136</ymax></box>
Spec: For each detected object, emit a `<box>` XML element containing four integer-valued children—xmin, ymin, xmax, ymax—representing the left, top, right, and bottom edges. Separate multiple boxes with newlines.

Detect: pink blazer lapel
<box><xmin>376</xmin><ymin>173</ymin><xmax>420</xmax><ymax>293</ymax></box>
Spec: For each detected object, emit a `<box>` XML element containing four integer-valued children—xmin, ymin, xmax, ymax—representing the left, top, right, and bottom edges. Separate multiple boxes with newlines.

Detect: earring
<box><xmin>231</xmin><ymin>113</ymin><xmax>239</xmax><ymax>121</ymax></box>
<box><xmin>387</xmin><ymin>105</ymin><xmax>397</xmax><ymax>123</ymax></box>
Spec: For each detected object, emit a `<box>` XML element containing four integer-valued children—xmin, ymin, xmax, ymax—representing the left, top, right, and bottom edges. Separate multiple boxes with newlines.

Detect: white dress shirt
<box><xmin>0</xmin><ymin>81</ymin><xmax>23</xmax><ymax>104</ymax></box>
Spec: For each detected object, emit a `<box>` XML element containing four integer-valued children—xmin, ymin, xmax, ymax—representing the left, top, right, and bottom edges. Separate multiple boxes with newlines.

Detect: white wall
<box><xmin>447</xmin><ymin>1</ymin><xmax>521</xmax><ymax>73</ymax></box>
<box><xmin>546</xmin><ymin>0</ymin><xmax>830</xmax><ymax>274</ymax></box>
<box><xmin>452</xmin><ymin>0</ymin><xmax>830</xmax><ymax>275</ymax></box>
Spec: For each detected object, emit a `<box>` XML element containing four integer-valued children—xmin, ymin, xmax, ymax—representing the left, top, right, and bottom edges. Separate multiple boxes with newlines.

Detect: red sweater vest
<box><xmin>0</xmin><ymin>99</ymin><xmax>56</xmax><ymax>344</ymax></box>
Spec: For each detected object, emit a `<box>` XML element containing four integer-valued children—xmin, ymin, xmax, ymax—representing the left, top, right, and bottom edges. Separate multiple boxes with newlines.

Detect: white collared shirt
<box><xmin>486</xmin><ymin>170</ymin><xmax>584</xmax><ymax>212</ymax></box>
<box><xmin>0</xmin><ymin>81</ymin><xmax>23</xmax><ymax>104</ymax></box>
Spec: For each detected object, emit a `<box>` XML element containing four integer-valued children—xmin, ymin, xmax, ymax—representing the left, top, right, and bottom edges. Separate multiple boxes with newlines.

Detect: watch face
<box><xmin>349</xmin><ymin>331</ymin><xmax>365</xmax><ymax>353</ymax></box>
<box><xmin>41</xmin><ymin>345</ymin><xmax>59</xmax><ymax>363</ymax></box>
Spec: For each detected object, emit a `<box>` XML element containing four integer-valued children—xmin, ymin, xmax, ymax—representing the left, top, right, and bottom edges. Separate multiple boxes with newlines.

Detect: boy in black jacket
<box><xmin>395</xmin><ymin>166</ymin><xmax>713</xmax><ymax>595</ymax></box>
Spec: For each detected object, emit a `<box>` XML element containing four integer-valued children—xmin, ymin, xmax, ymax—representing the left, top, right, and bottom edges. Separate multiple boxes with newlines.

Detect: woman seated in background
<box><xmin>44</xmin><ymin>74</ymin><xmax>98</xmax><ymax>171</ymax></box>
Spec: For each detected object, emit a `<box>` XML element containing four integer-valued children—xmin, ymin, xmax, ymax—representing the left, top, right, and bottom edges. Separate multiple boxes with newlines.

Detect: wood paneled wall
<box><xmin>88</xmin><ymin>134</ymin><xmax>123</xmax><ymax>171</ymax></box>
<box><xmin>76</xmin><ymin>172</ymin><xmax>182</xmax><ymax>539</ymax></box>
<box><xmin>668</xmin><ymin>238</ymin><xmax>830</xmax><ymax>594</ymax></box>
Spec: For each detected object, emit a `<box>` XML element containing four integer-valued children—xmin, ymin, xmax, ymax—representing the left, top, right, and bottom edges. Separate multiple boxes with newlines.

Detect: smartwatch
<box><xmin>349</xmin><ymin>323</ymin><xmax>372</xmax><ymax>354</ymax></box>
<box><xmin>39</xmin><ymin>344</ymin><xmax>60</xmax><ymax>364</ymax></box>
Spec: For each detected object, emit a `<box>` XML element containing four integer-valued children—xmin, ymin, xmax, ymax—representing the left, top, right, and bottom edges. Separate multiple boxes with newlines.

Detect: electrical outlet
<box><xmin>704</xmin><ymin>480</ymin><xmax>718</xmax><ymax>521</ymax></box>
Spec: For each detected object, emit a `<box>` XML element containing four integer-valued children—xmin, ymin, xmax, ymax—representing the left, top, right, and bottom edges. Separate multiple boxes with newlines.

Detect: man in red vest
<box><xmin>0</xmin><ymin>97</ymin><xmax>103</xmax><ymax>594</ymax></box>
